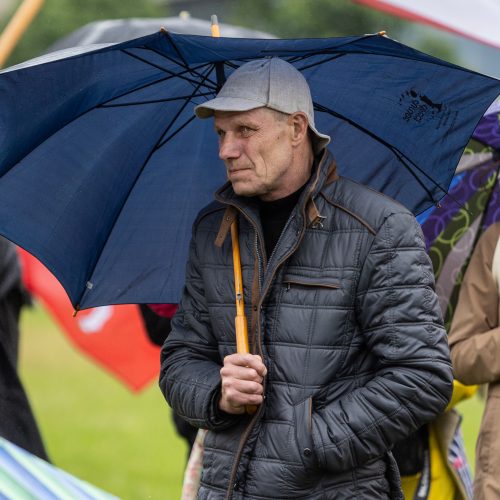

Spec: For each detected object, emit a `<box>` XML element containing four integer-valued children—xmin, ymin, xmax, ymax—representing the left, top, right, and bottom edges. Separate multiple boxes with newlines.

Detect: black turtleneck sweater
<box><xmin>258</xmin><ymin>183</ymin><xmax>307</xmax><ymax>259</ymax></box>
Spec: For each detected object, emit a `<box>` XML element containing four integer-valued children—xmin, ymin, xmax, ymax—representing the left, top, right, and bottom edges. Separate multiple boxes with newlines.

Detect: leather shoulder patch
<box><xmin>215</xmin><ymin>206</ymin><xmax>238</xmax><ymax>247</ymax></box>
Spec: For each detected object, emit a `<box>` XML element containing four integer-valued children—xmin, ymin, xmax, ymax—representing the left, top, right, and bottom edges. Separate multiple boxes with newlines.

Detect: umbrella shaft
<box><xmin>235</xmin><ymin>315</ymin><xmax>249</xmax><ymax>353</ymax></box>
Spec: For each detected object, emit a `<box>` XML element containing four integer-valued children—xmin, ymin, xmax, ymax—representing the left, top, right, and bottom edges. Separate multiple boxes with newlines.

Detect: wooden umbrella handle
<box><xmin>231</xmin><ymin>220</ymin><xmax>257</xmax><ymax>414</ymax></box>
<box><xmin>212</xmin><ymin>17</ymin><xmax>256</xmax><ymax>414</ymax></box>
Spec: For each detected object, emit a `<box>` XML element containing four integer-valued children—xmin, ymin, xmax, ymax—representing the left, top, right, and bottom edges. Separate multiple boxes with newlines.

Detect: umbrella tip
<box><xmin>377</xmin><ymin>30</ymin><xmax>387</xmax><ymax>36</ymax></box>
<box><xmin>211</xmin><ymin>14</ymin><xmax>220</xmax><ymax>38</ymax></box>
<box><xmin>72</xmin><ymin>305</ymin><xmax>80</xmax><ymax>317</ymax></box>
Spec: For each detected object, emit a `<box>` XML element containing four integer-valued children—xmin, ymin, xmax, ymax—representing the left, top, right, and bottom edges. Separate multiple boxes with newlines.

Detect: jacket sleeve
<box><xmin>159</xmin><ymin>225</ymin><xmax>239</xmax><ymax>431</ymax></box>
<box><xmin>449</xmin><ymin>223</ymin><xmax>500</xmax><ymax>385</ymax></box>
<box><xmin>311</xmin><ymin>211</ymin><xmax>453</xmax><ymax>472</ymax></box>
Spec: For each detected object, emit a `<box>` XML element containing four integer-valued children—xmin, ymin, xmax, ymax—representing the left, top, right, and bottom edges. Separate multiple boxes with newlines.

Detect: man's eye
<box><xmin>240</xmin><ymin>126</ymin><xmax>252</xmax><ymax>136</ymax></box>
<box><xmin>216</xmin><ymin>129</ymin><xmax>225</xmax><ymax>137</ymax></box>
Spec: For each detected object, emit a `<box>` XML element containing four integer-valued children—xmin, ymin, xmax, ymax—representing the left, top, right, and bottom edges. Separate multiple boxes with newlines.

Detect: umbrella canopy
<box><xmin>0</xmin><ymin>31</ymin><xmax>498</xmax><ymax>309</ymax></box>
<box><xmin>0</xmin><ymin>436</ymin><xmax>117</xmax><ymax>499</ymax></box>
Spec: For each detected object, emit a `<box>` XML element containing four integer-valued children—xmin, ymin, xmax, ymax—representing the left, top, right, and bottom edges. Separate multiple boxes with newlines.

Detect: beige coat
<box><xmin>449</xmin><ymin>221</ymin><xmax>500</xmax><ymax>500</ymax></box>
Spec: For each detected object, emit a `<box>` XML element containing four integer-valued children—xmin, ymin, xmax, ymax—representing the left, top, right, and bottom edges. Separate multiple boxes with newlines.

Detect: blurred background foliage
<box><xmin>231</xmin><ymin>0</ymin><xmax>457</xmax><ymax>62</ymax></box>
<box><xmin>0</xmin><ymin>0</ymin><xmax>459</xmax><ymax>67</ymax></box>
<box><xmin>0</xmin><ymin>0</ymin><xmax>165</xmax><ymax>64</ymax></box>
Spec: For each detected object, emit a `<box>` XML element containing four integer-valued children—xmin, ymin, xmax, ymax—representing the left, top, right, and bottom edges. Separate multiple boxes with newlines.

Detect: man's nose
<box><xmin>219</xmin><ymin>135</ymin><xmax>240</xmax><ymax>160</ymax></box>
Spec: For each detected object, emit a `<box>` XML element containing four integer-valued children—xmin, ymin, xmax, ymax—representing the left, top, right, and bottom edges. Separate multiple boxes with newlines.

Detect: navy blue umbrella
<box><xmin>0</xmin><ymin>31</ymin><xmax>498</xmax><ymax>309</ymax></box>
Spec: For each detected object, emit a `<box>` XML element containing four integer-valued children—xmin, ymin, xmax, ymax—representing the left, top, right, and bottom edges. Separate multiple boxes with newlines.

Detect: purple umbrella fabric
<box><xmin>473</xmin><ymin>99</ymin><xmax>500</xmax><ymax>149</ymax></box>
<box><xmin>419</xmin><ymin>100</ymin><xmax>500</xmax><ymax>328</ymax></box>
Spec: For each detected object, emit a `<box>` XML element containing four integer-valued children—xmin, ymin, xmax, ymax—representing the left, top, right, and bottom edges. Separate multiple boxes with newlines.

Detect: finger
<box><xmin>218</xmin><ymin>395</ymin><xmax>245</xmax><ymax>415</ymax></box>
<box><xmin>224</xmin><ymin>354</ymin><xmax>267</xmax><ymax>377</ymax></box>
<box><xmin>220</xmin><ymin>364</ymin><xmax>263</xmax><ymax>383</ymax></box>
<box><xmin>222</xmin><ymin>387</ymin><xmax>264</xmax><ymax>408</ymax></box>
<box><xmin>251</xmin><ymin>355</ymin><xmax>267</xmax><ymax>377</ymax></box>
<box><xmin>230</xmin><ymin>379</ymin><xmax>264</xmax><ymax>395</ymax></box>
<box><xmin>221</xmin><ymin>374</ymin><xmax>264</xmax><ymax>395</ymax></box>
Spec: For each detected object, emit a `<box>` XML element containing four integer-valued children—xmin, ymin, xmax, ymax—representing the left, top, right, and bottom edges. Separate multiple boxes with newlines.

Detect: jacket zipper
<box><xmin>266</xmin><ymin>214</ymin><xmax>296</xmax><ymax>269</ymax></box>
<box><xmin>226</xmin><ymin>210</ymin><xmax>266</xmax><ymax>500</ymax></box>
<box><xmin>284</xmin><ymin>279</ymin><xmax>340</xmax><ymax>291</ymax></box>
<box><xmin>226</xmin><ymin>210</ymin><xmax>310</xmax><ymax>498</ymax></box>
<box><xmin>254</xmin><ymin>231</ymin><xmax>264</xmax><ymax>292</ymax></box>
<box><xmin>222</xmin><ymin>154</ymin><xmax>327</xmax><ymax>498</ymax></box>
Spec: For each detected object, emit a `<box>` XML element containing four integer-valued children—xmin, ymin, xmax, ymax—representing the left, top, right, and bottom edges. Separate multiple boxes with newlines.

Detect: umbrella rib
<box><xmin>160</xmin><ymin>31</ymin><xmax>239</xmax><ymax>88</ymax></box>
<box><xmin>153</xmin><ymin>64</ymin><xmax>215</xmax><ymax>151</ymax></box>
<box><xmin>76</xmin><ymin>152</ymin><xmax>160</xmax><ymax>307</ymax></box>
<box><xmin>162</xmin><ymin>31</ymin><xmax>226</xmax><ymax>93</ymax></box>
<box><xmin>4</xmin><ymin>73</ymin><xmax>189</xmax><ymax>173</ymax></box>
<box><xmin>156</xmin><ymin>115</ymin><xmax>197</xmax><ymax>150</ymax></box>
<box><xmin>296</xmin><ymin>53</ymin><xmax>346</xmax><ymax>71</ymax></box>
<box><xmin>259</xmin><ymin>34</ymin><xmax>370</xmax><ymax>55</ymax></box>
<box><xmin>100</xmin><ymin>61</ymin><xmax>217</xmax><ymax>108</ymax></box>
<box><xmin>164</xmin><ymin>31</ymin><xmax>191</xmax><ymax>70</ymax></box>
<box><xmin>315</xmin><ymin>102</ymin><xmax>444</xmax><ymax>202</ymax></box>
<box><xmin>281</xmin><ymin>54</ymin><xmax>314</xmax><ymax>64</ymax></box>
<box><xmin>100</xmin><ymin>92</ymin><xmax>215</xmax><ymax>108</ymax></box>
<box><xmin>78</xmin><ymin>66</ymin><xmax>214</xmax><ymax>305</ymax></box>
<box><xmin>77</xmin><ymin>112</ymin><xmax>199</xmax><ymax>308</ymax></box>
<box><xmin>262</xmin><ymin>48</ymin><xmax>358</xmax><ymax>56</ymax></box>
<box><xmin>120</xmin><ymin>48</ymin><xmax>218</xmax><ymax>91</ymax></box>
<box><xmin>144</xmin><ymin>47</ymin><xmax>221</xmax><ymax>89</ymax></box>
<box><xmin>261</xmin><ymin>43</ymin><xmax>476</xmax><ymax>76</ymax></box>
<box><xmin>266</xmin><ymin>52</ymin><xmax>344</xmax><ymax>68</ymax></box>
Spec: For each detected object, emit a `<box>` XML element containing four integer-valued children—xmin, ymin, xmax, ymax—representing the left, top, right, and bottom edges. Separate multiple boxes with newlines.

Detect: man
<box><xmin>449</xmin><ymin>221</ymin><xmax>500</xmax><ymax>500</ymax></box>
<box><xmin>160</xmin><ymin>58</ymin><xmax>453</xmax><ymax>499</ymax></box>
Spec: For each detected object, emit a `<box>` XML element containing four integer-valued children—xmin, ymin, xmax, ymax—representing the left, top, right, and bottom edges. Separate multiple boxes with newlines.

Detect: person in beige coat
<box><xmin>449</xmin><ymin>221</ymin><xmax>500</xmax><ymax>500</ymax></box>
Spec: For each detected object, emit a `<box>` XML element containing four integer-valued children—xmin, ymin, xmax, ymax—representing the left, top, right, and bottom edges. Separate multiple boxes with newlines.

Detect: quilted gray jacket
<box><xmin>160</xmin><ymin>149</ymin><xmax>453</xmax><ymax>499</ymax></box>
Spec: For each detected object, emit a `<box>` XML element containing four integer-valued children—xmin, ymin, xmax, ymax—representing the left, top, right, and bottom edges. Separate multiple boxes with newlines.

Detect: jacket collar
<box><xmin>213</xmin><ymin>148</ymin><xmax>338</xmax><ymax>247</ymax></box>
<box><xmin>214</xmin><ymin>148</ymin><xmax>337</xmax><ymax>216</ymax></box>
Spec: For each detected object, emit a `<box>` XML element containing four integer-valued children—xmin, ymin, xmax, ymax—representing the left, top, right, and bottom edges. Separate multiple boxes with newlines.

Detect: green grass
<box><xmin>18</xmin><ymin>304</ymin><xmax>486</xmax><ymax>498</ymax></box>
<box><xmin>19</xmin><ymin>304</ymin><xmax>187</xmax><ymax>499</ymax></box>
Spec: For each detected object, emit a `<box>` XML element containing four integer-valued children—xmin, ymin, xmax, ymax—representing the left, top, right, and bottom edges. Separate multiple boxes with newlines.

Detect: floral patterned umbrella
<box><xmin>419</xmin><ymin>100</ymin><xmax>500</xmax><ymax>329</ymax></box>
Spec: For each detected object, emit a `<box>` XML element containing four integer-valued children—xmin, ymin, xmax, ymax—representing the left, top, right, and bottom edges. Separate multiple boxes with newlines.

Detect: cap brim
<box><xmin>195</xmin><ymin>97</ymin><xmax>265</xmax><ymax>118</ymax></box>
<box><xmin>195</xmin><ymin>97</ymin><xmax>331</xmax><ymax>154</ymax></box>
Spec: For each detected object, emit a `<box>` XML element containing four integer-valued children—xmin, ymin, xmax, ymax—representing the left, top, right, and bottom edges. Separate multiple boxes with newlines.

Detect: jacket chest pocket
<box><xmin>281</xmin><ymin>274</ymin><xmax>342</xmax><ymax>309</ymax></box>
<box><xmin>283</xmin><ymin>278</ymin><xmax>341</xmax><ymax>291</ymax></box>
<box><xmin>274</xmin><ymin>272</ymin><xmax>350</xmax><ymax>361</ymax></box>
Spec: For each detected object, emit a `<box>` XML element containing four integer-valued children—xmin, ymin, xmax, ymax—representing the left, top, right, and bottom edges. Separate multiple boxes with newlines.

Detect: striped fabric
<box><xmin>447</xmin><ymin>424</ymin><xmax>474</xmax><ymax>500</ymax></box>
<box><xmin>0</xmin><ymin>437</ymin><xmax>118</xmax><ymax>500</ymax></box>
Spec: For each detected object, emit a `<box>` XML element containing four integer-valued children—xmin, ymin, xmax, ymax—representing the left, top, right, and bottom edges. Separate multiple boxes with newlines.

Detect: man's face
<box><xmin>214</xmin><ymin>107</ymin><xmax>295</xmax><ymax>201</ymax></box>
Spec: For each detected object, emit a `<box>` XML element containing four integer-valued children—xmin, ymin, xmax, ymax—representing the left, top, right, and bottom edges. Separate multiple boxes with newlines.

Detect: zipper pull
<box><xmin>311</xmin><ymin>214</ymin><xmax>326</xmax><ymax>229</ymax></box>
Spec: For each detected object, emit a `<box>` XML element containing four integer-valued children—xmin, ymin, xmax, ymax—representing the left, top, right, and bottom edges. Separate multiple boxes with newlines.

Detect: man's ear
<box><xmin>289</xmin><ymin>112</ymin><xmax>309</xmax><ymax>147</ymax></box>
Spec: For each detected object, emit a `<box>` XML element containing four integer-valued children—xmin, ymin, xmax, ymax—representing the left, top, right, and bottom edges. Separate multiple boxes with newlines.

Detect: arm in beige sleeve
<box><xmin>449</xmin><ymin>222</ymin><xmax>500</xmax><ymax>385</ymax></box>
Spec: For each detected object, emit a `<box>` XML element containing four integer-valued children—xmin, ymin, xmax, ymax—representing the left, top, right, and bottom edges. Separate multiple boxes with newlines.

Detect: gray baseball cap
<box><xmin>195</xmin><ymin>58</ymin><xmax>330</xmax><ymax>153</ymax></box>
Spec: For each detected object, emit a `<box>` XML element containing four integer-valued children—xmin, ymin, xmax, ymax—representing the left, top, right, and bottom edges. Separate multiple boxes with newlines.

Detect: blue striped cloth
<box><xmin>0</xmin><ymin>437</ymin><xmax>118</xmax><ymax>499</ymax></box>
